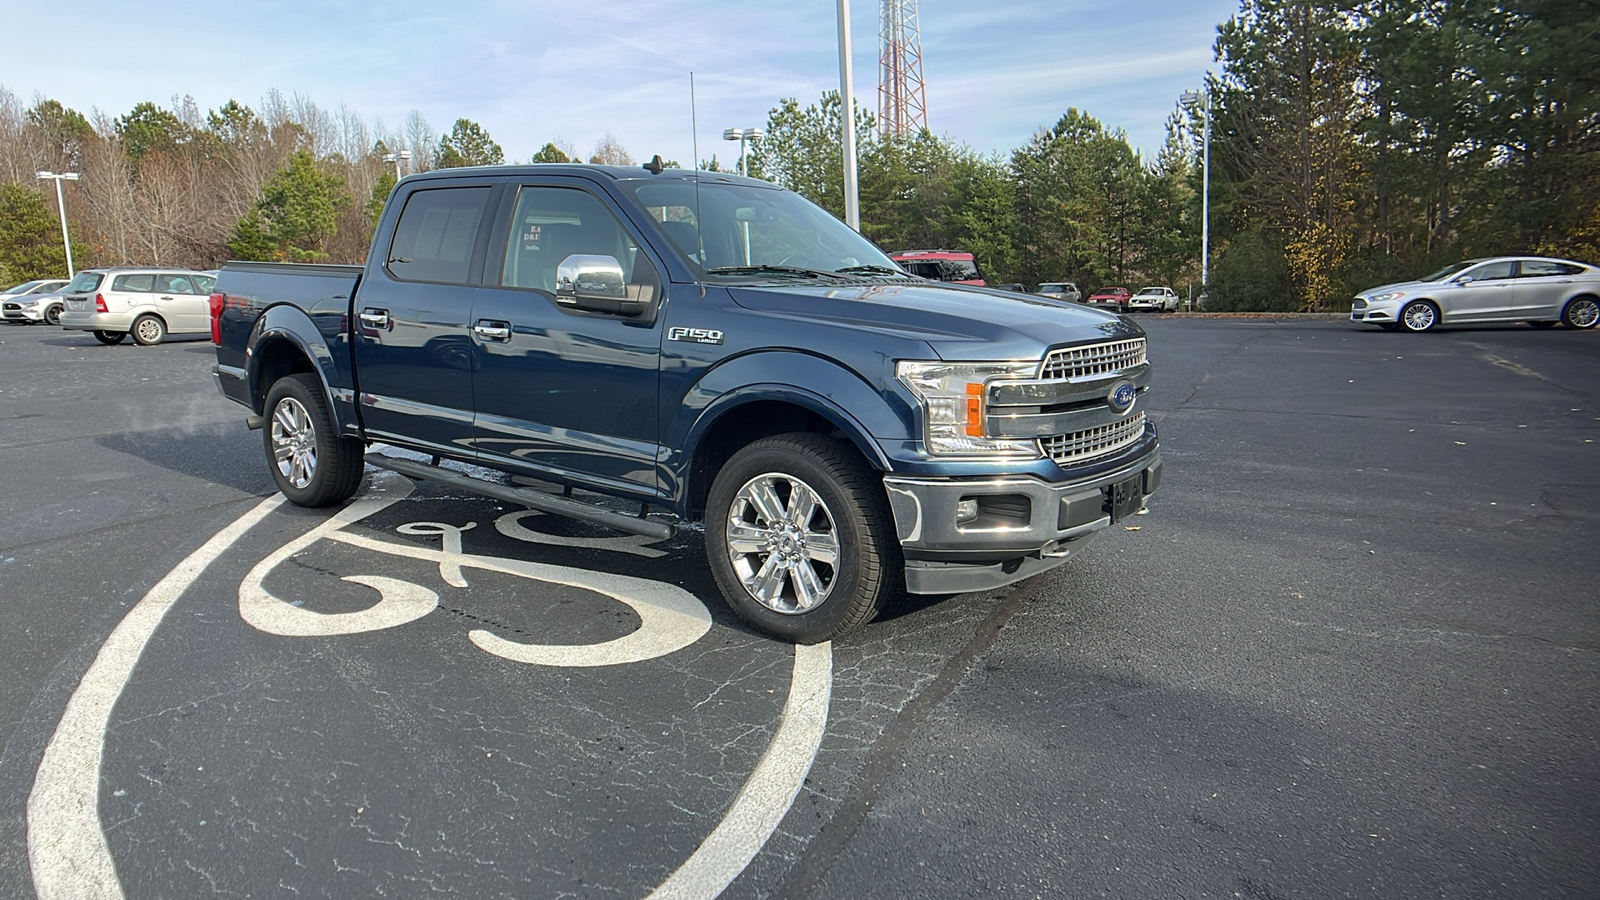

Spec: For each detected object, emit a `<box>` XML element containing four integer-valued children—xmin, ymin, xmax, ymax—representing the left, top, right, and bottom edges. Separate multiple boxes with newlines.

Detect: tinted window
<box><xmin>387</xmin><ymin>187</ymin><xmax>491</xmax><ymax>284</ymax></box>
<box><xmin>5</xmin><ymin>280</ymin><xmax>44</xmax><ymax>294</ymax></box>
<box><xmin>1465</xmin><ymin>261</ymin><xmax>1514</xmax><ymax>281</ymax></box>
<box><xmin>112</xmin><ymin>273</ymin><xmax>155</xmax><ymax>292</ymax></box>
<box><xmin>500</xmin><ymin>187</ymin><xmax>642</xmax><ymax>291</ymax></box>
<box><xmin>158</xmin><ymin>274</ymin><xmax>196</xmax><ymax>294</ymax></box>
<box><xmin>67</xmin><ymin>272</ymin><xmax>103</xmax><ymax>292</ymax></box>
<box><xmin>1519</xmin><ymin>260</ymin><xmax>1584</xmax><ymax>277</ymax></box>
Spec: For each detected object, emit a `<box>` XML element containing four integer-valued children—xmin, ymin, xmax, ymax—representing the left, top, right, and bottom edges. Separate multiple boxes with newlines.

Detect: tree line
<box><xmin>1</xmin><ymin>0</ymin><xmax>1594</xmax><ymax>311</ymax></box>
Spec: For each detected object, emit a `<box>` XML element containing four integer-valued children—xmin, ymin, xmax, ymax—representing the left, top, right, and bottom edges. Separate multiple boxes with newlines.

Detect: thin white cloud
<box><xmin>2</xmin><ymin>0</ymin><xmax>1237</xmax><ymax>165</ymax></box>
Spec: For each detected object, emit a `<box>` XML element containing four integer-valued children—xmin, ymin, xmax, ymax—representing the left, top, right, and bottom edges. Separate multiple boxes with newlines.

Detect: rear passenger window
<box><xmin>112</xmin><ymin>274</ymin><xmax>154</xmax><ymax>292</ymax></box>
<box><xmin>387</xmin><ymin>187</ymin><xmax>491</xmax><ymax>284</ymax></box>
<box><xmin>1520</xmin><ymin>260</ymin><xmax>1583</xmax><ymax>277</ymax></box>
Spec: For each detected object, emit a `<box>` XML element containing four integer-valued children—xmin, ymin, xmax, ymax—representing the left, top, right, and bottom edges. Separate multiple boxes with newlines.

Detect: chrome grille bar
<box><xmin>1039</xmin><ymin>412</ymin><xmax>1146</xmax><ymax>465</ymax></box>
<box><xmin>1041</xmin><ymin>338</ymin><xmax>1147</xmax><ymax>380</ymax></box>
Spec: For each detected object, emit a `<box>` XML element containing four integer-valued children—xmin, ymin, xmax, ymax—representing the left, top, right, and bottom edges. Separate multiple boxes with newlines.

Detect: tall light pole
<box><xmin>383</xmin><ymin>149</ymin><xmax>412</xmax><ymax>181</ymax></box>
<box><xmin>1180</xmin><ymin>89</ymin><xmax>1211</xmax><ymax>302</ymax></box>
<box><xmin>36</xmin><ymin>171</ymin><xmax>79</xmax><ymax>278</ymax></box>
<box><xmin>721</xmin><ymin>127</ymin><xmax>763</xmax><ymax>176</ymax></box>
<box><xmin>836</xmin><ymin>0</ymin><xmax>861</xmax><ymax>231</ymax></box>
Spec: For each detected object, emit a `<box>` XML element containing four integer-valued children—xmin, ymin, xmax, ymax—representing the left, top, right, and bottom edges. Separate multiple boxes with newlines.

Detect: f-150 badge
<box><xmin>668</xmin><ymin>326</ymin><xmax>725</xmax><ymax>345</ymax></box>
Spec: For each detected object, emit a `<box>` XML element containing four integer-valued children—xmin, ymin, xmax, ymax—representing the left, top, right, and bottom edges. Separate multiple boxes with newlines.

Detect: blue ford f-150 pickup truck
<box><xmin>211</xmin><ymin>161</ymin><xmax>1161</xmax><ymax>642</ymax></box>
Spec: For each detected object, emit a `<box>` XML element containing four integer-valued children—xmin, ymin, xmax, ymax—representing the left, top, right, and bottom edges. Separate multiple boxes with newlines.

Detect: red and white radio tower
<box><xmin>878</xmin><ymin>0</ymin><xmax>928</xmax><ymax>139</ymax></box>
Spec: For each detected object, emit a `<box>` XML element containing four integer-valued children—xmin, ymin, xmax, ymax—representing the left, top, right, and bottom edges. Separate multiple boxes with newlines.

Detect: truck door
<box><xmin>468</xmin><ymin>181</ymin><xmax>665</xmax><ymax>495</ymax></box>
<box><xmin>352</xmin><ymin>184</ymin><xmax>494</xmax><ymax>454</ymax></box>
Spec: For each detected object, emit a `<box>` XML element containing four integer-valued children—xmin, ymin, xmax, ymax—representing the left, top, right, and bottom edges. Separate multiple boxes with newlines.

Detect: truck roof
<box><xmin>402</xmin><ymin>163</ymin><xmax>777</xmax><ymax>187</ymax></box>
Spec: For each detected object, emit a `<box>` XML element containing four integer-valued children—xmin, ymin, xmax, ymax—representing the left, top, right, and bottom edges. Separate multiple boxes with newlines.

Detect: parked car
<box><xmin>57</xmin><ymin>267</ymin><xmax>219</xmax><ymax>345</ymax></box>
<box><xmin>212</xmin><ymin>162</ymin><xmax>1162</xmax><ymax>643</ymax></box>
<box><xmin>2</xmin><ymin>290</ymin><xmax>69</xmax><ymax>325</ymax></box>
<box><xmin>1034</xmin><ymin>282</ymin><xmax>1081</xmax><ymax>302</ymax></box>
<box><xmin>1087</xmin><ymin>286</ymin><xmax>1132</xmax><ymax>312</ymax></box>
<box><xmin>1127</xmin><ymin>286</ymin><xmax>1180</xmax><ymax>312</ymax></box>
<box><xmin>1351</xmin><ymin>256</ymin><xmax>1600</xmax><ymax>332</ymax></box>
<box><xmin>0</xmin><ymin>279</ymin><xmax>69</xmax><ymax>323</ymax></box>
<box><xmin>889</xmin><ymin>249</ymin><xmax>987</xmax><ymax>285</ymax></box>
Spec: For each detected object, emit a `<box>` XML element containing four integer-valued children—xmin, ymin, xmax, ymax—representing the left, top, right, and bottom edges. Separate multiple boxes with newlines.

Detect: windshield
<box><xmin>66</xmin><ymin>272</ymin><xmax>104</xmax><ymax>292</ymax></box>
<box><xmin>4</xmin><ymin>280</ymin><xmax>43</xmax><ymax>294</ymax></box>
<box><xmin>1422</xmin><ymin>259</ymin><xmax>1485</xmax><ymax>282</ymax></box>
<box><xmin>620</xmin><ymin>178</ymin><xmax>898</xmax><ymax>279</ymax></box>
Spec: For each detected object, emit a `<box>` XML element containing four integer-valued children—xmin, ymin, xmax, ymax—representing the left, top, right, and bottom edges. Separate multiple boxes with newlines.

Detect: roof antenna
<box><xmin>691</xmin><ymin>71</ymin><xmax>705</xmax><ymax>298</ymax></box>
<box><xmin>643</xmin><ymin>154</ymin><xmax>665</xmax><ymax>175</ymax></box>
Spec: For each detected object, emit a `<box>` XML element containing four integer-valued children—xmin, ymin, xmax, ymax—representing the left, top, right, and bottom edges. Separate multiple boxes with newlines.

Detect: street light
<box><xmin>837</xmin><ymin>0</ymin><xmax>860</xmax><ymax>231</ymax></box>
<box><xmin>1179</xmin><ymin>88</ymin><xmax>1211</xmax><ymax>307</ymax></box>
<box><xmin>382</xmin><ymin>149</ymin><xmax>412</xmax><ymax>181</ymax></box>
<box><xmin>721</xmin><ymin>127</ymin><xmax>764</xmax><ymax>176</ymax></box>
<box><xmin>36</xmin><ymin>171</ymin><xmax>79</xmax><ymax>278</ymax></box>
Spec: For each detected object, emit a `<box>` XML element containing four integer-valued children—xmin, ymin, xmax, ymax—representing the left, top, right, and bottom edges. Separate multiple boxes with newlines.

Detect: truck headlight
<box><xmin>897</xmin><ymin>361</ymin><xmax>1041</xmax><ymax>458</ymax></box>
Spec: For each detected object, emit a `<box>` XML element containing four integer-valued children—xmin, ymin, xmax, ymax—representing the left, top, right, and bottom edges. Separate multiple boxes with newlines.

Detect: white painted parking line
<box><xmin>645</xmin><ymin>642</ymin><xmax>832</xmax><ymax>900</ymax></box>
<box><xmin>29</xmin><ymin>476</ymin><xmax>831</xmax><ymax>900</ymax></box>
<box><xmin>27</xmin><ymin>495</ymin><xmax>285</xmax><ymax>900</ymax></box>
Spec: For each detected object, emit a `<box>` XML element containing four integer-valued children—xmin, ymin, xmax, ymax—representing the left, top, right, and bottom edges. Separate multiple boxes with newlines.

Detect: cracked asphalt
<box><xmin>0</xmin><ymin>316</ymin><xmax>1596</xmax><ymax>898</ymax></box>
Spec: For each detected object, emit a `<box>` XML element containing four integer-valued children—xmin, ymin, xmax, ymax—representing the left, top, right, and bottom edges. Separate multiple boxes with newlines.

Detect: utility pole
<box><xmin>37</xmin><ymin>171</ymin><xmax>79</xmax><ymax>278</ymax></box>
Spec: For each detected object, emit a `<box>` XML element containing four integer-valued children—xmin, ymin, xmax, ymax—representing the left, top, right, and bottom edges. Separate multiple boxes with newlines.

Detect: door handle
<box><xmin>359</xmin><ymin>308</ymin><xmax>390</xmax><ymax>328</ymax></box>
<box><xmin>474</xmin><ymin>320</ymin><xmax>512</xmax><ymax>341</ymax></box>
<box><xmin>159</xmin><ymin>295</ymin><xmax>174</xmax><ymax>300</ymax></box>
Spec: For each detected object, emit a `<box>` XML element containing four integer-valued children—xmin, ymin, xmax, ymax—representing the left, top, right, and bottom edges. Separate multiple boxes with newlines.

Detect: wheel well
<box><xmin>688</xmin><ymin>400</ymin><xmax>864</xmax><ymax>519</ymax></box>
<box><xmin>252</xmin><ymin>337</ymin><xmax>318</xmax><ymax>413</ymax></box>
<box><xmin>1566</xmin><ymin>293</ymin><xmax>1600</xmax><ymax>306</ymax></box>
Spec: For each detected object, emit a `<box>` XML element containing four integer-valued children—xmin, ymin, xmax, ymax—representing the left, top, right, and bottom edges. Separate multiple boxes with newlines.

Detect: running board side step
<box><xmin>364</xmin><ymin>453</ymin><xmax>674</xmax><ymax>540</ymax></box>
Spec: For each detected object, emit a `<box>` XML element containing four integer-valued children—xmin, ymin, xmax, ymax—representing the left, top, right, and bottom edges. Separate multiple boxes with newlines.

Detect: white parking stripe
<box><xmin>645</xmin><ymin>642</ymin><xmax>832</xmax><ymax>900</ymax></box>
<box><xmin>27</xmin><ymin>495</ymin><xmax>285</xmax><ymax>900</ymax></box>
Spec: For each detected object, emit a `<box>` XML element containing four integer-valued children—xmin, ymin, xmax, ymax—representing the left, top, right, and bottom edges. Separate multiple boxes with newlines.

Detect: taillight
<box><xmin>95</xmin><ymin>293</ymin><xmax>108</xmax><ymax>313</ymax></box>
<box><xmin>209</xmin><ymin>292</ymin><xmax>225</xmax><ymax>345</ymax></box>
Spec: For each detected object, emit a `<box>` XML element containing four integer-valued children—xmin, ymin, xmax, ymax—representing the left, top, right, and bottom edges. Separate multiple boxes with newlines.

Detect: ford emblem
<box><xmin>1108</xmin><ymin>381</ymin><xmax>1137</xmax><ymax>414</ymax></box>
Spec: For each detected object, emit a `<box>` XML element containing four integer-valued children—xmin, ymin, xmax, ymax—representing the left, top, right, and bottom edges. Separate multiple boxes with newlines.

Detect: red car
<box><xmin>1087</xmin><ymin>286</ymin><xmax>1131</xmax><ymax>311</ymax></box>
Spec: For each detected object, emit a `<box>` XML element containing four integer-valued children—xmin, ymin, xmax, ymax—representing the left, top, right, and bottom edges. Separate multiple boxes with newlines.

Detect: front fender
<box><xmin>661</xmin><ymin>350</ymin><xmax>922</xmax><ymax>512</ymax></box>
<box><xmin>247</xmin><ymin>303</ymin><xmax>359</xmax><ymax>436</ymax></box>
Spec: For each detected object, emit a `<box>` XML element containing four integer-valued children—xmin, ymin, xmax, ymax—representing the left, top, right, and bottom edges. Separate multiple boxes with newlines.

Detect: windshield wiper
<box><xmin>833</xmin><ymin>264</ymin><xmax>912</xmax><ymax>277</ymax></box>
<box><xmin>705</xmin><ymin>265</ymin><xmax>850</xmax><ymax>280</ymax></box>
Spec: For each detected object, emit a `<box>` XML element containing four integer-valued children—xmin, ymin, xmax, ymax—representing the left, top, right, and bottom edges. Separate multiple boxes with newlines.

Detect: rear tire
<box><xmin>1399</xmin><ymin>300</ymin><xmax>1439</xmax><ymax>332</ymax></box>
<box><xmin>706</xmin><ymin>433</ymin><xmax>899</xmax><ymax>643</ymax></box>
<box><xmin>93</xmin><ymin>330</ymin><xmax>126</xmax><ymax>345</ymax></box>
<box><xmin>263</xmin><ymin>374</ymin><xmax>365</xmax><ymax>507</ymax></box>
<box><xmin>1560</xmin><ymin>296</ymin><xmax>1599</xmax><ymax>329</ymax></box>
<box><xmin>131</xmin><ymin>315</ymin><xmax>166</xmax><ymax>345</ymax></box>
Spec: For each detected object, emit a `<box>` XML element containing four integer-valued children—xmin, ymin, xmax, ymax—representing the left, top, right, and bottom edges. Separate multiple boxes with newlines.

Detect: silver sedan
<box><xmin>1352</xmin><ymin>256</ymin><xmax>1600</xmax><ymax>332</ymax></box>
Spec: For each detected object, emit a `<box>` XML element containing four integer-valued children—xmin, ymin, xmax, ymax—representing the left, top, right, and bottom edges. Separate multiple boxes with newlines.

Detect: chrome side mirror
<box><xmin>1455</xmin><ymin>275</ymin><xmax>1474</xmax><ymax>285</ymax></box>
<box><xmin>554</xmin><ymin>254</ymin><xmax>654</xmax><ymax>316</ymax></box>
<box><xmin>555</xmin><ymin>254</ymin><xmax>628</xmax><ymax>302</ymax></box>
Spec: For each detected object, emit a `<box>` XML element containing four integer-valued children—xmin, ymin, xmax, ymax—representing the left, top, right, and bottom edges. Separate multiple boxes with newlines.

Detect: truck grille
<box><xmin>1041</xmin><ymin>338</ymin><xmax>1146</xmax><ymax>380</ymax></box>
<box><xmin>1040</xmin><ymin>412</ymin><xmax>1146</xmax><ymax>465</ymax></box>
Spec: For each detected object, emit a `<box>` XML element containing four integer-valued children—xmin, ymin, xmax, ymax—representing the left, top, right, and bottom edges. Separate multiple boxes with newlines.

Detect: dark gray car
<box><xmin>1352</xmin><ymin>256</ymin><xmax>1600</xmax><ymax>332</ymax></box>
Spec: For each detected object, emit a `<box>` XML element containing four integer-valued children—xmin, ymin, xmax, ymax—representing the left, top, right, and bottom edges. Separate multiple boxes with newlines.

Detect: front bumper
<box><xmin>884</xmin><ymin>446</ymin><xmax>1162</xmax><ymax>594</ymax></box>
<box><xmin>1350</xmin><ymin>299</ymin><xmax>1400</xmax><ymax>323</ymax></box>
<box><xmin>2</xmin><ymin>304</ymin><xmax>44</xmax><ymax>322</ymax></box>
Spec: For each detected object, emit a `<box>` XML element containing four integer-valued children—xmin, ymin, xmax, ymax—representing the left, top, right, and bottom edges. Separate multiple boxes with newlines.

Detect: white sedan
<box><xmin>1127</xmin><ymin>286</ymin><xmax>1179</xmax><ymax>312</ymax></box>
<box><xmin>1352</xmin><ymin>256</ymin><xmax>1600</xmax><ymax>332</ymax></box>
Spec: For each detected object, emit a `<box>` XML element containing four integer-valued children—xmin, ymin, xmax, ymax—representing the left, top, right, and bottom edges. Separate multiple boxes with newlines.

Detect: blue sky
<box><xmin>3</xmin><ymin>0</ymin><xmax>1241</xmax><ymax>165</ymax></box>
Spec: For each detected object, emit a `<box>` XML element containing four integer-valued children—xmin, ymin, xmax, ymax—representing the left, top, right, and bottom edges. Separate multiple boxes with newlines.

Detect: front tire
<box><xmin>263</xmin><ymin>374</ymin><xmax>365</xmax><ymax>507</ymax></box>
<box><xmin>1399</xmin><ymin>300</ymin><xmax>1440</xmax><ymax>332</ymax></box>
<box><xmin>43</xmin><ymin>304</ymin><xmax>61</xmax><ymax>326</ymax></box>
<box><xmin>1561</xmin><ymin>296</ymin><xmax>1599</xmax><ymax>329</ymax></box>
<box><xmin>93</xmin><ymin>330</ymin><xmax>126</xmax><ymax>345</ymax></box>
<box><xmin>131</xmin><ymin>315</ymin><xmax>166</xmax><ymax>345</ymax></box>
<box><xmin>706</xmin><ymin>433</ymin><xmax>899</xmax><ymax>643</ymax></box>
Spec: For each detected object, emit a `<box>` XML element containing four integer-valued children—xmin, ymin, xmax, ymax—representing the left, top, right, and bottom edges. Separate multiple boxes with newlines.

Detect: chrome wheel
<box><xmin>1563</xmin><ymin>297</ymin><xmax>1599</xmax><ymax>329</ymax></box>
<box><xmin>1401</xmin><ymin>301</ymin><xmax>1437</xmax><ymax>332</ymax></box>
<box><xmin>270</xmin><ymin>397</ymin><xmax>318</xmax><ymax>489</ymax></box>
<box><xmin>725</xmin><ymin>472</ymin><xmax>841</xmax><ymax>614</ymax></box>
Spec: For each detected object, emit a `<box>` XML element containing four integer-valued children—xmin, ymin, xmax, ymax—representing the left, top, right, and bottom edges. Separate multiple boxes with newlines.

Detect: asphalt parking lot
<box><xmin>0</xmin><ymin>316</ymin><xmax>1596</xmax><ymax>899</ymax></box>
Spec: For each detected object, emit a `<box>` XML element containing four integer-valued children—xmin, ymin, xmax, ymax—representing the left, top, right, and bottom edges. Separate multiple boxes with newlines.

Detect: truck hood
<box><xmin>727</xmin><ymin>281</ymin><xmax>1143</xmax><ymax>361</ymax></box>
